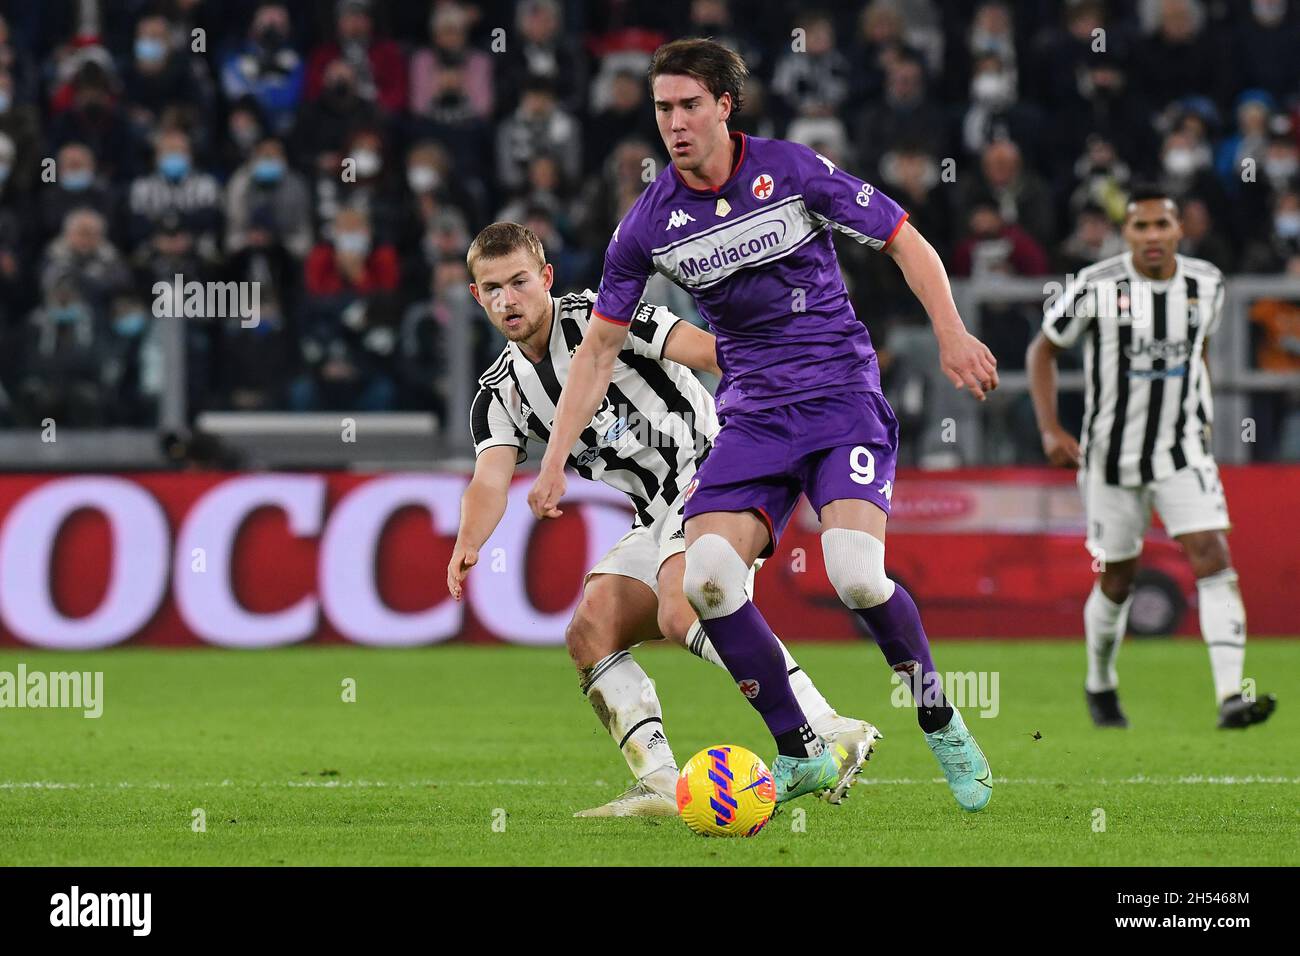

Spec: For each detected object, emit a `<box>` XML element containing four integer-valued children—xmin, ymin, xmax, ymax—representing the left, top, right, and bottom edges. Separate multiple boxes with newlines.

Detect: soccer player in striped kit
<box><xmin>449</xmin><ymin>222</ymin><xmax>880</xmax><ymax>817</ymax></box>
<box><xmin>531</xmin><ymin>40</ymin><xmax>997</xmax><ymax>812</ymax></box>
<box><xmin>1028</xmin><ymin>185</ymin><xmax>1277</xmax><ymax>730</ymax></box>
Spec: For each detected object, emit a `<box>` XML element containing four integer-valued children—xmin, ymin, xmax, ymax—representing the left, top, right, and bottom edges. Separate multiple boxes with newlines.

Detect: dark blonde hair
<box><xmin>466</xmin><ymin>221</ymin><xmax>546</xmax><ymax>281</ymax></box>
<box><xmin>648</xmin><ymin>38</ymin><xmax>747</xmax><ymax>115</ymax></box>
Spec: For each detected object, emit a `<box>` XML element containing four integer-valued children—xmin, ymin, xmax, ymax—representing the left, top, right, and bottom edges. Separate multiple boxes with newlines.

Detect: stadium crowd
<box><xmin>0</xmin><ymin>0</ymin><xmax>1298</xmax><ymax>458</ymax></box>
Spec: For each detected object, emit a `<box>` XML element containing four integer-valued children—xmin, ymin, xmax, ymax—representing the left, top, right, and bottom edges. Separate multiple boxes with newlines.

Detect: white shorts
<box><xmin>1077</xmin><ymin>461</ymin><xmax>1231</xmax><ymax>563</ymax></box>
<box><xmin>586</xmin><ymin>488</ymin><xmax>760</xmax><ymax>595</ymax></box>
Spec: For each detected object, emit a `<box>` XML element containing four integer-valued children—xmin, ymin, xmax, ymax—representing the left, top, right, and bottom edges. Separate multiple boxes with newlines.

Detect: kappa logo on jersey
<box><xmin>738</xmin><ymin>679</ymin><xmax>761</xmax><ymax>699</ymax></box>
<box><xmin>879</xmin><ymin>479</ymin><xmax>893</xmax><ymax>502</ymax></box>
<box><xmin>666</xmin><ymin>208</ymin><xmax>696</xmax><ymax>230</ymax></box>
<box><xmin>751</xmin><ymin>173</ymin><xmax>774</xmax><ymax>200</ymax></box>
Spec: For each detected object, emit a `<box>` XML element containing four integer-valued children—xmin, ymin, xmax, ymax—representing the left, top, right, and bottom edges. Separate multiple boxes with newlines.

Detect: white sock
<box><xmin>685</xmin><ymin>620</ymin><xmax>835</xmax><ymax>727</ymax></box>
<box><xmin>1084</xmin><ymin>584</ymin><xmax>1130</xmax><ymax>693</ymax></box>
<box><xmin>582</xmin><ymin>651</ymin><xmax>676</xmax><ymax>780</ymax></box>
<box><xmin>1197</xmin><ymin>569</ymin><xmax>1247</xmax><ymax>703</ymax></box>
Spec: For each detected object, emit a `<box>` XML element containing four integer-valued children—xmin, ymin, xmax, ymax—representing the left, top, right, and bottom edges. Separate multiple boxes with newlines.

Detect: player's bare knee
<box><xmin>682</xmin><ymin>534</ymin><xmax>749</xmax><ymax>619</ymax></box>
<box><xmin>821</xmin><ymin>528</ymin><xmax>895</xmax><ymax>609</ymax></box>
<box><xmin>565</xmin><ymin>604</ymin><xmax>615</xmax><ymax>670</ymax></box>
<box><xmin>656</xmin><ymin>601</ymin><xmax>696</xmax><ymax>645</ymax></box>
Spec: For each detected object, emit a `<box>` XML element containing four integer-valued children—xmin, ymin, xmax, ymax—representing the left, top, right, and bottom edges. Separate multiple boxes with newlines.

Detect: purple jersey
<box><xmin>594</xmin><ymin>133</ymin><xmax>908</xmax><ymax>416</ymax></box>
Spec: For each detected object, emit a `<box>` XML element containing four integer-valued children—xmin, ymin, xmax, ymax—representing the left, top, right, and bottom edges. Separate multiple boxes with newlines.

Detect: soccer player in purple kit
<box><xmin>530</xmin><ymin>39</ymin><xmax>999</xmax><ymax>811</ymax></box>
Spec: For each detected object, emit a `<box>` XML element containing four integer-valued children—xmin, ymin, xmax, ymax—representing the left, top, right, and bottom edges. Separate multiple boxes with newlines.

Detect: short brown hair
<box><xmin>466</xmin><ymin>221</ymin><xmax>546</xmax><ymax>281</ymax></box>
<box><xmin>648</xmin><ymin>38</ymin><xmax>747</xmax><ymax>116</ymax></box>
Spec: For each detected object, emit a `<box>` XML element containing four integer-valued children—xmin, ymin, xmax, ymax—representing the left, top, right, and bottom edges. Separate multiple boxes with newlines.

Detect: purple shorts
<box><xmin>683</xmin><ymin>390</ymin><xmax>899</xmax><ymax>556</ymax></box>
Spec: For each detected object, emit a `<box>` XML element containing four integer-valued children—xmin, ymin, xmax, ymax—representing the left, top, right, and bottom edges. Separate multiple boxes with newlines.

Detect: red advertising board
<box><xmin>0</xmin><ymin>468</ymin><xmax>1293</xmax><ymax>650</ymax></box>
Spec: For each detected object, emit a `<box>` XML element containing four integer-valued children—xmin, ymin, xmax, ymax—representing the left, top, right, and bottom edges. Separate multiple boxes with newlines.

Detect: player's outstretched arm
<box><xmin>885</xmin><ymin>220</ymin><xmax>999</xmax><ymax>401</ymax></box>
<box><xmin>1026</xmin><ymin>332</ymin><xmax>1081</xmax><ymax>468</ymax></box>
<box><xmin>527</xmin><ymin>316</ymin><xmax>627</xmax><ymax>519</ymax></box>
<box><xmin>661</xmin><ymin>321</ymin><xmax>721</xmax><ymax>376</ymax></box>
<box><xmin>448</xmin><ymin>445</ymin><xmax>517</xmax><ymax>600</ymax></box>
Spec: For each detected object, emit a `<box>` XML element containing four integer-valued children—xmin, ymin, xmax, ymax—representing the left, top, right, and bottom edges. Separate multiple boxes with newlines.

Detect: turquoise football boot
<box><xmin>772</xmin><ymin>738</ymin><xmax>868</xmax><ymax>806</ymax></box>
<box><xmin>923</xmin><ymin>707</ymin><xmax>992</xmax><ymax>812</ymax></box>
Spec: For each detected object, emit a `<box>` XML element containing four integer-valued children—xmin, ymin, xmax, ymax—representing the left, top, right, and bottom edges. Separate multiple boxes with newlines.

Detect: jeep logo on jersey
<box><xmin>751</xmin><ymin>173</ymin><xmax>774</xmax><ymax>199</ymax></box>
<box><xmin>1125</xmin><ymin>338</ymin><xmax>1193</xmax><ymax>363</ymax></box>
<box><xmin>666</xmin><ymin>209</ymin><xmax>696</xmax><ymax>229</ymax></box>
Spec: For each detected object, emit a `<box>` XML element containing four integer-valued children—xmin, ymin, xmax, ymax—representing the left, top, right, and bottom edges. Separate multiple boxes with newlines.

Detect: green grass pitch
<box><xmin>1</xmin><ymin>639</ymin><xmax>1296</xmax><ymax>866</ymax></box>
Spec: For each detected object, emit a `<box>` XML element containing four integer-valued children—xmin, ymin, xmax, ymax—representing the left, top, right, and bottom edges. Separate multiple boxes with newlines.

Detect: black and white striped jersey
<box><xmin>470</xmin><ymin>290</ymin><xmax>720</xmax><ymax>527</ymax></box>
<box><xmin>1042</xmin><ymin>252</ymin><xmax>1225</xmax><ymax>486</ymax></box>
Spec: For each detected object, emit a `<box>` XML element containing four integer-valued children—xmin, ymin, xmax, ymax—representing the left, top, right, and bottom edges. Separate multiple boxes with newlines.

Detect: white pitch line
<box><xmin>1</xmin><ymin>775</ymin><xmax>1297</xmax><ymax>790</ymax></box>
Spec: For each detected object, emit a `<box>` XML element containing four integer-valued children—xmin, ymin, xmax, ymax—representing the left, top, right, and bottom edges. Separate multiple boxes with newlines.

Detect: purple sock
<box><xmin>698</xmin><ymin>599</ymin><xmax>817</xmax><ymax>755</ymax></box>
<box><xmin>853</xmin><ymin>583</ymin><xmax>952</xmax><ymax>732</ymax></box>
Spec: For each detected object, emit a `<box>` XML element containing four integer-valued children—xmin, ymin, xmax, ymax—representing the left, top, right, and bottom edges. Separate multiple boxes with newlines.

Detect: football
<box><xmin>675</xmin><ymin>745</ymin><xmax>776</xmax><ymax>837</ymax></box>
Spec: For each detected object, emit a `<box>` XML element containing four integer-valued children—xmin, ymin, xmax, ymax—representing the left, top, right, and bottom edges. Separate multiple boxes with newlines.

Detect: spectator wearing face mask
<box><xmin>1235</xmin><ymin>129</ymin><xmax>1300</xmax><ymax>244</ymax></box>
<box><xmin>409</xmin><ymin>2</ymin><xmax>493</xmax><ymax>121</ymax></box>
<box><xmin>289</xmin><ymin>59</ymin><xmax>373</xmax><ymax>175</ymax></box>
<box><xmin>21</xmin><ymin>279</ymin><xmax>111</xmax><ymax>427</ymax></box>
<box><xmin>1242</xmin><ymin>187</ymin><xmax>1300</xmax><ymax>272</ymax></box>
<box><xmin>1156</xmin><ymin>119</ymin><xmax>1232</xmax><ymax>240</ymax></box>
<box><xmin>304</xmin><ymin>0</ymin><xmax>406</xmax><ymax>116</ymax></box>
<box><xmin>951</xmin><ymin>195</ymin><xmax>1049</xmax><ymax>373</ymax></box>
<box><xmin>123</xmin><ymin>14</ymin><xmax>213</xmax><ymax>144</ymax></box>
<box><xmin>226</xmin><ymin>136</ymin><xmax>312</xmax><ymax>261</ymax></box>
<box><xmin>397</xmin><ymin>141</ymin><xmax>483</xmax><ymax>299</ymax></box>
<box><xmin>127</xmin><ymin>127</ymin><xmax>223</xmax><ymax>266</ymax></box>
<box><xmin>103</xmin><ymin>293</ymin><xmax>161</xmax><ymax>426</ymax></box>
<box><xmin>220</xmin><ymin>3</ymin><xmax>305</xmax><ymax>137</ymax></box>
<box><xmin>957</xmin><ymin>53</ymin><xmax>1046</xmax><ymax>170</ymax></box>
<box><xmin>305</xmin><ymin>205</ymin><xmax>398</xmax><ymax>299</ymax></box>
<box><xmin>39</xmin><ymin>142</ymin><xmax>119</xmax><ymax>248</ymax></box>
<box><xmin>295</xmin><ymin>206</ymin><xmax>401</xmax><ymax>411</ymax></box>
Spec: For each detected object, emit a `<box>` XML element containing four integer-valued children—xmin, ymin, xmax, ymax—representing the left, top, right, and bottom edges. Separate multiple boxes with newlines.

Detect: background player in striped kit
<box><xmin>1028</xmin><ymin>186</ymin><xmax>1277</xmax><ymax>730</ymax></box>
<box><xmin>448</xmin><ymin>222</ymin><xmax>879</xmax><ymax>816</ymax></box>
